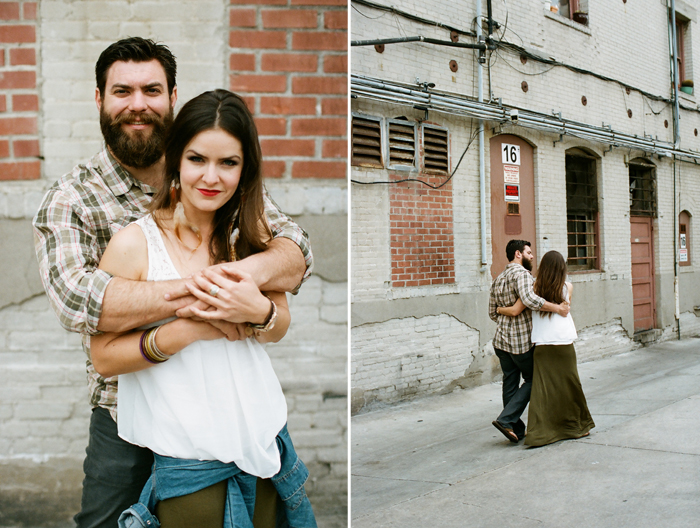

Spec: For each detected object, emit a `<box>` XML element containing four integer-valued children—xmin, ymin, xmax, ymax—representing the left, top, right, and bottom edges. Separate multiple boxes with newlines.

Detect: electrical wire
<box><xmin>494</xmin><ymin>49</ymin><xmax>556</xmax><ymax>76</ymax></box>
<box><xmin>351</xmin><ymin>5</ymin><xmax>388</xmax><ymax>20</ymax></box>
<box><xmin>352</xmin><ymin>0</ymin><xmax>475</xmax><ymax>38</ymax></box>
<box><xmin>350</xmin><ymin>127</ymin><xmax>480</xmax><ymax>189</ymax></box>
<box><xmin>643</xmin><ymin>94</ymin><xmax>668</xmax><ymax>116</ymax></box>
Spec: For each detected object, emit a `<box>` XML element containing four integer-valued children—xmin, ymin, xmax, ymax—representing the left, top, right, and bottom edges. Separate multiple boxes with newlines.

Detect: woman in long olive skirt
<box><xmin>524</xmin><ymin>343</ymin><xmax>594</xmax><ymax>446</ymax></box>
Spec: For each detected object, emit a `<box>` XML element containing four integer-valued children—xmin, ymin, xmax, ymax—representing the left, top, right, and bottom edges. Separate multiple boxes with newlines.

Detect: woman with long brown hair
<box><xmin>497</xmin><ymin>250</ymin><xmax>595</xmax><ymax>446</ymax></box>
<box><xmin>90</xmin><ymin>89</ymin><xmax>316</xmax><ymax>527</ymax></box>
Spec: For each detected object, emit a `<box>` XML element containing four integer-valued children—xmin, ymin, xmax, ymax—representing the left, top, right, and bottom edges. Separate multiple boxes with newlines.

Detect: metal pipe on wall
<box><xmin>669</xmin><ymin>0</ymin><xmax>681</xmax><ymax>339</ymax></box>
<box><xmin>351</xmin><ymin>74</ymin><xmax>700</xmax><ymax>163</ymax></box>
<box><xmin>477</xmin><ymin>0</ymin><xmax>488</xmax><ymax>270</ymax></box>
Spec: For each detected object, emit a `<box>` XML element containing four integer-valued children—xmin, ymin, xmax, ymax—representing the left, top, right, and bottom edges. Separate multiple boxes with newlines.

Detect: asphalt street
<box><xmin>351</xmin><ymin>338</ymin><xmax>700</xmax><ymax>528</ymax></box>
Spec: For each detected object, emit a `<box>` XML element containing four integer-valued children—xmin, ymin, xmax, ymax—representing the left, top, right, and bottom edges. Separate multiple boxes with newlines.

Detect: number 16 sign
<box><xmin>501</xmin><ymin>144</ymin><xmax>520</xmax><ymax>165</ymax></box>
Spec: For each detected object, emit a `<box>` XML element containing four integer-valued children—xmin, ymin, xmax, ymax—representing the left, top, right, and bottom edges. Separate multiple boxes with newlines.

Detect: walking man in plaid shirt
<box><xmin>488</xmin><ymin>239</ymin><xmax>569</xmax><ymax>443</ymax></box>
<box><xmin>33</xmin><ymin>37</ymin><xmax>312</xmax><ymax>528</ymax></box>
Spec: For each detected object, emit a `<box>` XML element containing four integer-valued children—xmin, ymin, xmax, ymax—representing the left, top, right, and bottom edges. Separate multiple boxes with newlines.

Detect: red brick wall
<box><xmin>0</xmin><ymin>1</ymin><xmax>39</xmax><ymax>181</ymax></box>
<box><xmin>228</xmin><ymin>0</ymin><xmax>347</xmax><ymax>181</ymax></box>
<box><xmin>390</xmin><ymin>174</ymin><xmax>455</xmax><ymax>287</ymax></box>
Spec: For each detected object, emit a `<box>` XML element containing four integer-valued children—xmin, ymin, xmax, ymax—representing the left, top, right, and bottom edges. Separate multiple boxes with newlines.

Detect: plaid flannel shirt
<box><xmin>488</xmin><ymin>263</ymin><xmax>546</xmax><ymax>355</ymax></box>
<box><xmin>33</xmin><ymin>144</ymin><xmax>313</xmax><ymax>417</ymax></box>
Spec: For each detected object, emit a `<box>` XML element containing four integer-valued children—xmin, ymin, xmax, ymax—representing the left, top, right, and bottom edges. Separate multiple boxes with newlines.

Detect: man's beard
<box><xmin>100</xmin><ymin>108</ymin><xmax>174</xmax><ymax>169</ymax></box>
<box><xmin>522</xmin><ymin>256</ymin><xmax>533</xmax><ymax>272</ymax></box>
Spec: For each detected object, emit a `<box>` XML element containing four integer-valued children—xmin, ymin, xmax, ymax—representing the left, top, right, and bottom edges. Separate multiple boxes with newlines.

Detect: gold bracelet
<box><xmin>140</xmin><ymin>326</ymin><xmax>169</xmax><ymax>363</ymax></box>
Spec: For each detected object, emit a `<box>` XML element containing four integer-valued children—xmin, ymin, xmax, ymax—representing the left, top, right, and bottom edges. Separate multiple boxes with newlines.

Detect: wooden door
<box><xmin>630</xmin><ymin>216</ymin><xmax>656</xmax><ymax>332</ymax></box>
<box><xmin>490</xmin><ymin>135</ymin><xmax>536</xmax><ymax>278</ymax></box>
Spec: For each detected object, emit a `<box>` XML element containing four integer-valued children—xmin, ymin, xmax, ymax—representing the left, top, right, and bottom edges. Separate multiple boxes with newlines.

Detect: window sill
<box><xmin>388</xmin><ymin>282</ymin><xmax>459</xmax><ymax>300</ymax></box>
<box><xmin>544</xmin><ymin>10</ymin><xmax>592</xmax><ymax>35</ymax></box>
<box><xmin>568</xmin><ymin>270</ymin><xmax>604</xmax><ymax>282</ymax></box>
<box><xmin>679</xmin><ymin>90</ymin><xmax>696</xmax><ymax>105</ymax></box>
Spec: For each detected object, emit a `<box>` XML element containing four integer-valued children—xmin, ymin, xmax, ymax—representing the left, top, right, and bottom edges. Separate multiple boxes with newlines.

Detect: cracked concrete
<box><xmin>351</xmin><ymin>338</ymin><xmax>700</xmax><ymax>527</ymax></box>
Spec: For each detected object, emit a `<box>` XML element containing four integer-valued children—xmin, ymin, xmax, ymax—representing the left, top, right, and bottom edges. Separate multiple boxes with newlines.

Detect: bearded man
<box><xmin>33</xmin><ymin>37</ymin><xmax>312</xmax><ymax>528</ymax></box>
<box><xmin>488</xmin><ymin>239</ymin><xmax>569</xmax><ymax>443</ymax></box>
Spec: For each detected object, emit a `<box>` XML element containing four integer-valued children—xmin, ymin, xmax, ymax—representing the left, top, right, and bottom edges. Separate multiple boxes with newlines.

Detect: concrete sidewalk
<box><xmin>351</xmin><ymin>338</ymin><xmax>700</xmax><ymax>528</ymax></box>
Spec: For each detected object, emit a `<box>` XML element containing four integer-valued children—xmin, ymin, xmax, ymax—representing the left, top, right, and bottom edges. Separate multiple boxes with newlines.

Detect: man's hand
<box><xmin>207</xmin><ymin>319</ymin><xmax>249</xmax><ymax>341</ymax></box>
<box><xmin>557</xmin><ymin>302</ymin><xmax>571</xmax><ymax>317</ymax></box>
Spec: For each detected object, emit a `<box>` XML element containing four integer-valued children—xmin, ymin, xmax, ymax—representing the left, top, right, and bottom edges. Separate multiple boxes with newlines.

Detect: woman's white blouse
<box><xmin>117</xmin><ymin>215</ymin><xmax>287</xmax><ymax>478</ymax></box>
<box><xmin>531</xmin><ymin>284</ymin><xmax>578</xmax><ymax>345</ymax></box>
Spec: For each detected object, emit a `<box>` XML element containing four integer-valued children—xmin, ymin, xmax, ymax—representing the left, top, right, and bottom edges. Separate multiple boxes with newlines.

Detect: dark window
<box><xmin>566</xmin><ymin>151</ymin><xmax>599</xmax><ymax>271</ymax></box>
<box><xmin>556</xmin><ymin>0</ymin><xmax>588</xmax><ymax>26</ymax></box>
<box><xmin>677</xmin><ymin>18</ymin><xmax>686</xmax><ymax>84</ymax></box>
<box><xmin>422</xmin><ymin>125</ymin><xmax>449</xmax><ymax>174</ymax></box>
<box><xmin>629</xmin><ymin>160</ymin><xmax>657</xmax><ymax>217</ymax></box>
<box><xmin>351</xmin><ymin>115</ymin><xmax>383</xmax><ymax>168</ymax></box>
<box><xmin>387</xmin><ymin>119</ymin><xmax>416</xmax><ymax>168</ymax></box>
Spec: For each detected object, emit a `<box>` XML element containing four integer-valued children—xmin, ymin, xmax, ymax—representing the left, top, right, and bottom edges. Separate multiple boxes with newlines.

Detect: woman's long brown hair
<box><xmin>149</xmin><ymin>89</ymin><xmax>270</xmax><ymax>264</ymax></box>
<box><xmin>533</xmin><ymin>250</ymin><xmax>567</xmax><ymax>318</ymax></box>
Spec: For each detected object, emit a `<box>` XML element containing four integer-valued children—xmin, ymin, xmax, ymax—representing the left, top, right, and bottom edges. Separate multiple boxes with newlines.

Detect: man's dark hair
<box><xmin>95</xmin><ymin>37</ymin><xmax>177</xmax><ymax>98</ymax></box>
<box><xmin>506</xmin><ymin>239</ymin><xmax>531</xmax><ymax>262</ymax></box>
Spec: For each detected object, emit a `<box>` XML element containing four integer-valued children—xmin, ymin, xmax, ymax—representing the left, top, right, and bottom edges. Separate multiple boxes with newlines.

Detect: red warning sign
<box><xmin>505</xmin><ymin>183</ymin><xmax>520</xmax><ymax>202</ymax></box>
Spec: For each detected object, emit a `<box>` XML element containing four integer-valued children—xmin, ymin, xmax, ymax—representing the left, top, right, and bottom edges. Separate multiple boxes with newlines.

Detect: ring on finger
<box><xmin>209</xmin><ymin>285</ymin><xmax>220</xmax><ymax>297</ymax></box>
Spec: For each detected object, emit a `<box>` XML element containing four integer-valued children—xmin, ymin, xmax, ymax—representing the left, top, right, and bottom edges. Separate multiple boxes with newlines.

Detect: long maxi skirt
<box><xmin>524</xmin><ymin>343</ymin><xmax>595</xmax><ymax>447</ymax></box>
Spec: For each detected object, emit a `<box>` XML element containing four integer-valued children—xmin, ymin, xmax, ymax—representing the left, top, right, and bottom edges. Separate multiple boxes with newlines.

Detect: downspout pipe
<box><xmin>670</xmin><ymin>0</ymin><xmax>681</xmax><ymax>338</ymax></box>
<box><xmin>477</xmin><ymin>0</ymin><xmax>488</xmax><ymax>271</ymax></box>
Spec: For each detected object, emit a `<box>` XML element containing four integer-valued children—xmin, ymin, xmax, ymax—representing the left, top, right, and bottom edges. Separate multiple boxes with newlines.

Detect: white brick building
<box><xmin>0</xmin><ymin>1</ymin><xmax>347</xmax><ymax>525</ymax></box>
<box><xmin>351</xmin><ymin>0</ymin><xmax>700</xmax><ymax>413</ymax></box>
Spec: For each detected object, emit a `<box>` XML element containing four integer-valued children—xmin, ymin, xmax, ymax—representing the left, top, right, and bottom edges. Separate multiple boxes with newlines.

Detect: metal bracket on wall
<box><xmin>603</xmin><ymin>144</ymin><xmax>614</xmax><ymax>155</ymax></box>
<box><xmin>553</xmin><ymin>134</ymin><xmax>564</xmax><ymax>147</ymax></box>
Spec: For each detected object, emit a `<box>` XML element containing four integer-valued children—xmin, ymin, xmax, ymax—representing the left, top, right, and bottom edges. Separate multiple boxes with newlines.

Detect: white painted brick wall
<box><xmin>351</xmin><ymin>0</ymin><xmax>700</xmax><ymax>409</ymax></box>
<box><xmin>352</xmin><ymin>315</ymin><xmax>479</xmax><ymax>407</ymax></box>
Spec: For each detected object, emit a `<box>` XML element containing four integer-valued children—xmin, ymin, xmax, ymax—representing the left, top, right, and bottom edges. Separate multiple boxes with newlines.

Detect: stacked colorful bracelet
<box><xmin>139</xmin><ymin>326</ymin><xmax>169</xmax><ymax>364</ymax></box>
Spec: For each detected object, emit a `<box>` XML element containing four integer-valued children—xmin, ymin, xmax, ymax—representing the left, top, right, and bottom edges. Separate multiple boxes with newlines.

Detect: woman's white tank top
<box><xmin>116</xmin><ymin>215</ymin><xmax>288</xmax><ymax>478</ymax></box>
<box><xmin>531</xmin><ymin>284</ymin><xmax>578</xmax><ymax>345</ymax></box>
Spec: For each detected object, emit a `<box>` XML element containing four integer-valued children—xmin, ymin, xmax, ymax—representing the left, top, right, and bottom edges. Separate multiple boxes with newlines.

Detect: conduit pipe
<box><xmin>669</xmin><ymin>0</ymin><xmax>681</xmax><ymax>338</ymax></box>
<box><xmin>477</xmin><ymin>0</ymin><xmax>488</xmax><ymax>270</ymax></box>
<box><xmin>351</xmin><ymin>74</ymin><xmax>700</xmax><ymax>163</ymax></box>
<box><xmin>351</xmin><ymin>36</ymin><xmax>488</xmax><ymax>50</ymax></box>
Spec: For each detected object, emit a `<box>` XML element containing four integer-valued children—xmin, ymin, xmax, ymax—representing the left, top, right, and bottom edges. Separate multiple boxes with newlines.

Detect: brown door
<box><xmin>490</xmin><ymin>135</ymin><xmax>536</xmax><ymax>278</ymax></box>
<box><xmin>630</xmin><ymin>216</ymin><xmax>656</xmax><ymax>332</ymax></box>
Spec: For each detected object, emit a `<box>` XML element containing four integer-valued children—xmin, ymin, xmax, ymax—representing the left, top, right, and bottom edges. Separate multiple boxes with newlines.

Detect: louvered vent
<box><xmin>351</xmin><ymin>116</ymin><xmax>383</xmax><ymax>168</ymax></box>
<box><xmin>423</xmin><ymin>126</ymin><xmax>449</xmax><ymax>173</ymax></box>
<box><xmin>388</xmin><ymin>121</ymin><xmax>416</xmax><ymax>166</ymax></box>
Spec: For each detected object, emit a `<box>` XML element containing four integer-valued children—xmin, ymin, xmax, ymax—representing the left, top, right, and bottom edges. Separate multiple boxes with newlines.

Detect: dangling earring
<box><xmin>171</xmin><ymin>176</ymin><xmax>201</xmax><ymax>254</ymax></box>
<box><xmin>170</xmin><ymin>178</ymin><xmax>180</xmax><ymax>203</ymax></box>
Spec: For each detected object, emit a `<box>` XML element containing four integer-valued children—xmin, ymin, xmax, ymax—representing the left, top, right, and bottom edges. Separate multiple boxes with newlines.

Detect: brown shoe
<box><xmin>492</xmin><ymin>420</ymin><xmax>519</xmax><ymax>443</ymax></box>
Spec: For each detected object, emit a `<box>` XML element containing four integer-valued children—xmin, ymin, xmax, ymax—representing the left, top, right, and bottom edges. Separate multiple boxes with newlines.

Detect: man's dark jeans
<box><xmin>494</xmin><ymin>346</ymin><xmax>534</xmax><ymax>439</ymax></box>
<box><xmin>74</xmin><ymin>407</ymin><xmax>153</xmax><ymax>528</ymax></box>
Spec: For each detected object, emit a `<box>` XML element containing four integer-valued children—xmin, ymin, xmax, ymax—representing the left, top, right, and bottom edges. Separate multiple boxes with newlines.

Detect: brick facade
<box><xmin>0</xmin><ymin>1</ymin><xmax>39</xmax><ymax>181</ymax></box>
<box><xmin>228</xmin><ymin>0</ymin><xmax>347</xmax><ymax>182</ymax></box>
<box><xmin>389</xmin><ymin>173</ymin><xmax>454</xmax><ymax>287</ymax></box>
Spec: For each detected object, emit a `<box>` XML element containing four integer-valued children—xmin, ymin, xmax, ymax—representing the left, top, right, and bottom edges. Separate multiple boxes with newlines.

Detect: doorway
<box><xmin>490</xmin><ymin>135</ymin><xmax>536</xmax><ymax>278</ymax></box>
<box><xmin>629</xmin><ymin>159</ymin><xmax>657</xmax><ymax>332</ymax></box>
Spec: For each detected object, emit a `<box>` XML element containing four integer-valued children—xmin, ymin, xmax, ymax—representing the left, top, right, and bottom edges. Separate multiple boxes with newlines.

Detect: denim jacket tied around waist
<box><xmin>118</xmin><ymin>425</ymin><xmax>317</xmax><ymax>528</ymax></box>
